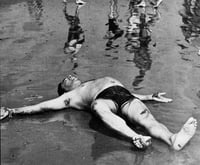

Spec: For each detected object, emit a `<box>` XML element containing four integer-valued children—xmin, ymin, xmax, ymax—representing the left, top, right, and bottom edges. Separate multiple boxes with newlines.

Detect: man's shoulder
<box><xmin>99</xmin><ymin>76</ymin><xmax>116</xmax><ymax>81</ymax></box>
<box><xmin>79</xmin><ymin>76</ymin><xmax>121</xmax><ymax>89</ymax></box>
<box><xmin>95</xmin><ymin>76</ymin><xmax>123</xmax><ymax>87</ymax></box>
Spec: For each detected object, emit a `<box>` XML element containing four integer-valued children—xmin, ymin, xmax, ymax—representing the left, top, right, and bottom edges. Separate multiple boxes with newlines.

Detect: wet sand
<box><xmin>1</xmin><ymin>0</ymin><xmax>200</xmax><ymax>165</ymax></box>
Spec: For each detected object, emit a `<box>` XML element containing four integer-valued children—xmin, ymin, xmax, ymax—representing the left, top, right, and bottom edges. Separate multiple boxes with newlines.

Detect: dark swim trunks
<box><xmin>95</xmin><ymin>85</ymin><xmax>135</xmax><ymax>109</ymax></box>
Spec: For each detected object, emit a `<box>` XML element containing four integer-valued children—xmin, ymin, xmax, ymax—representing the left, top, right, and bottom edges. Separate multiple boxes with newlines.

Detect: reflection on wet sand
<box><xmin>90</xmin><ymin>118</ymin><xmax>146</xmax><ymax>165</ymax></box>
<box><xmin>125</xmin><ymin>0</ymin><xmax>160</xmax><ymax>88</ymax></box>
<box><xmin>27</xmin><ymin>0</ymin><xmax>43</xmax><ymax>22</ymax></box>
<box><xmin>19</xmin><ymin>111</ymin><xmax>71</xmax><ymax>125</ymax></box>
<box><xmin>63</xmin><ymin>1</ymin><xmax>85</xmax><ymax>73</ymax></box>
<box><xmin>13</xmin><ymin>110</ymin><xmax>93</xmax><ymax>132</ymax></box>
<box><xmin>24</xmin><ymin>0</ymin><xmax>44</xmax><ymax>31</ymax></box>
<box><xmin>94</xmin><ymin>150</ymin><xmax>145</xmax><ymax>165</ymax></box>
<box><xmin>104</xmin><ymin>0</ymin><xmax>124</xmax><ymax>50</ymax></box>
<box><xmin>179</xmin><ymin>0</ymin><xmax>200</xmax><ymax>43</ymax></box>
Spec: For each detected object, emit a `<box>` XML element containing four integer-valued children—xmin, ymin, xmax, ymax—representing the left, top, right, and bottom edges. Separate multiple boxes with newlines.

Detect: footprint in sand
<box><xmin>171</xmin><ymin>117</ymin><xmax>197</xmax><ymax>151</ymax></box>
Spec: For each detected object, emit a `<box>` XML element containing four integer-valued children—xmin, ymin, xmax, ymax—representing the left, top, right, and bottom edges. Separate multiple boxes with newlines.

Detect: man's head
<box><xmin>57</xmin><ymin>75</ymin><xmax>81</xmax><ymax>96</ymax></box>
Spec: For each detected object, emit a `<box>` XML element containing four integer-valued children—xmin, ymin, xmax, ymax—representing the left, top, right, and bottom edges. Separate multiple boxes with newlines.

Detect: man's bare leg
<box><xmin>121</xmin><ymin>99</ymin><xmax>197</xmax><ymax>150</ymax></box>
<box><xmin>91</xmin><ymin>99</ymin><xmax>151</xmax><ymax>149</ymax></box>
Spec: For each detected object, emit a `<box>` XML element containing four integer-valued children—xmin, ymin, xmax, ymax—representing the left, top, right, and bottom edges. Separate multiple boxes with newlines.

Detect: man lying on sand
<box><xmin>0</xmin><ymin>75</ymin><xmax>197</xmax><ymax>151</ymax></box>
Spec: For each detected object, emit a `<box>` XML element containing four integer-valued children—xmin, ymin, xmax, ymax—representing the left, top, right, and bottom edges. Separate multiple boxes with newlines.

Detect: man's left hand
<box><xmin>152</xmin><ymin>92</ymin><xmax>173</xmax><ymax>103</ymax></box>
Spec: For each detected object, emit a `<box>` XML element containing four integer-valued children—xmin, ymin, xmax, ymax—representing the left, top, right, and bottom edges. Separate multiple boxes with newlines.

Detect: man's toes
<box><xmin>193</xmin><ymin>119</ymin><xmax>197</xmax><ymax>125</ymax></box>
<box><xmin>192</xmin><ymin>120</ymin><xmax>197</xmax><ymax>127</ymax></box>
<box><xmin>189</xmin><ymin>118</ymin><xmax>195</xmax><ymax>124</ymax></box>
<box><xmin>184</xmin><ymin>117</ymin><xmax>197</xmax><ymax>128</ymax></box>
<box><xmin>187</xmin><ymin>117</ymin><xmax>195</xmax><ymax>124</ymax></box>
<box><xmin>190</xmin><ymin>119</ymin><xmax>197</xmax><ymax>128</ymax></box>
<box><xmin>195</xmin><ymin>121</ymin><xmax>197</xmax><ymax>127</ymax></box>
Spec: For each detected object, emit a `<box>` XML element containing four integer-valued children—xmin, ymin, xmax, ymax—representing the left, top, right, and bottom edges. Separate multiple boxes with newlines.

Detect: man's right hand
<box><xmin>132</xmin><ymin>135</ymin><xmax>152</xmax><ymax>149</ymax></box>
<box><xmin>0</xmin><ymin>107</ymin><xmax>13</xmax><ymax>120</ymax></box>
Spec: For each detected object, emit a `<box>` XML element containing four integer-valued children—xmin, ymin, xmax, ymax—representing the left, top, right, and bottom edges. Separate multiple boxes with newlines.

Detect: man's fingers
<box><xmin>133</xmin><ymin>137</ymin><xmax>151</xmax><ymax>149</ymax></box>
<box><xmin>162</xmin><ymin>97</ymin><xmax>173</xmax><ymax>102</ymax></box>
<box><xmin>135</xmin><ymin>141</ymin><xmax>142</xmax><ymax>148</ymax></box>
<box><xmin>153</xmin><ymin>92</ymin><xmax>173</xmax><ymax>103</ymax></box>
<box><xmin>133</xmin><ymin>138</ymin><xmax>142</xmax><ymax>148</ymax></box>
<box><xmin>159</xmin><ymin>92</ymin><xmax>166</xmax><ymax>96</ymax></box>
<box><xmin>135</xmin><ymin>140</ymin><xmax>143</xmax><ymax>148</ymax></box>
<box><xmin>154</xmin><ymin>97</ymin><xmax>173</xmax><ymax>103</ymax></box>
<box><xmin>167</xmin><ymin>98</ymin><xmax>173</xmax><ymax>102</ymax></box>
<box><xmin>159</xmin><ymin>98</ymin><xmax>172</xmax><ymax>102</ymax></box>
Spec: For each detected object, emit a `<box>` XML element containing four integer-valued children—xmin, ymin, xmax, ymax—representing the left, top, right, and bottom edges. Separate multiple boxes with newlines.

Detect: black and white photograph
<box><xmin>1</xmin><ymin>0</ymin><xmax>200</xmax><ymax>164</ymax></box>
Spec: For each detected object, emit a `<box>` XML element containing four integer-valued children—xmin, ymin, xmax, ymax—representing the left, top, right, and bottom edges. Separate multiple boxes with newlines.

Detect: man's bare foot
<box><xmin>171</xmin><ymin>117</ymin><xmax>197</xmax><ymax>150</ymax></box>
<box><xmin>132</xmin><ymin>135</ymin><xmax>152</xmax><ymax>149</ymax></box>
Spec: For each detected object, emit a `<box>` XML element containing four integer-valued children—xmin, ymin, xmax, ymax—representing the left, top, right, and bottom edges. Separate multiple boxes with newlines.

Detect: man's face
<box><xmin>62</xmin><ymin>75</ymin><xmax>81</xmax><ymax>91</ymax></box>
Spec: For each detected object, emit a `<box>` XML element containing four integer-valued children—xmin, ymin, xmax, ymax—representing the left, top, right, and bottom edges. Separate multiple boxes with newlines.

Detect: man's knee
<box><xmin>139</xmin><ymin>108</ymin><xmax>151</xmax><ymax>119</ymax></box>
<box><xmin>126</xmin><ymin>100</ymin><xmax>149</xmax><ymax>117</ymax></box>
<box><xmin>137</xmin><ymin>108</ymin><xmax>156</xmax><ymax>126</ymax></box>
<box><xmin>131</xmin><ymin>101</ymin><xmax>154</xmax><ymax>122</ymax></box>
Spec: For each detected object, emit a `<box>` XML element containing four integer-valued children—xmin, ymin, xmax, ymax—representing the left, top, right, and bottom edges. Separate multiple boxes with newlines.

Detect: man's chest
<box><xmin>64</xmin><ymin>96</ymin><xmax>89</xmax><ymax>110</ymax></box>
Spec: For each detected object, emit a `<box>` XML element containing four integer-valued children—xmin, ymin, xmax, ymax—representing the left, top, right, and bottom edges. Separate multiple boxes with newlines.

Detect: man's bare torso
<box><xmin>62</xmin><ymin>77</ymin><xmax>124</xmax><ymax>109</ymax></box>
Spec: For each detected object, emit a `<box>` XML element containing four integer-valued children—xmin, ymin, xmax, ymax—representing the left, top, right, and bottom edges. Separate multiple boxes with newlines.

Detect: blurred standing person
<box><xmin>63</xmin><ymin>0</ymin><xmax>85</xmax><ymax>55</ymax></box>
<box><xmin>26</xmin><ymin>0</ymin><xmax>44</xmax><ymax>30</ymax></box>
<box><xmin>125</xmin><ymin>0</ymin><xmax>160</xmax><ymax>87</ymax></box>
<box><xmin>179</xmin><ymin>0</ymin><xmax>200</xmax><ymax>42</ymax></box>
<box><xmin>104</xmin><ymin>0</ymin><xmax>124</xmax><ymax>50</ymax></box>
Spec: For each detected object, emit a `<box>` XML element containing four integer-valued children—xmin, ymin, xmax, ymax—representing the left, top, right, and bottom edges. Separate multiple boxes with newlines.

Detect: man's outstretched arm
<box><xmin>14</xmin><ymin>96</ymin><xmax>66</xmax><ymax>114</ymax></box>
<box><xmin>1</xmin><ymin>94</ymin><xmax>68</xmax><ymax>120</ymax></box>
<box><xmin>132</xmin><ymin>92</ymin><xmax>173</xmax><ymax>103</ymax></box>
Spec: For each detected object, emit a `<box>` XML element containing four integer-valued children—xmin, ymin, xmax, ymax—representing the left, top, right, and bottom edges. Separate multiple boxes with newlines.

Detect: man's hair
<box><xmin>57</xmin><ymin>82</ymin><xmax>66</xmax><ymax>96</ymax></box>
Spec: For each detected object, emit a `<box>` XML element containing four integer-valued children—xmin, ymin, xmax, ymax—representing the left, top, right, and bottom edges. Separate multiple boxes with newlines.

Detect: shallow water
<box><xmin>1</xmin><ymin>0</ymin><xmax>200</xmax><ymax>165</ymax></box>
